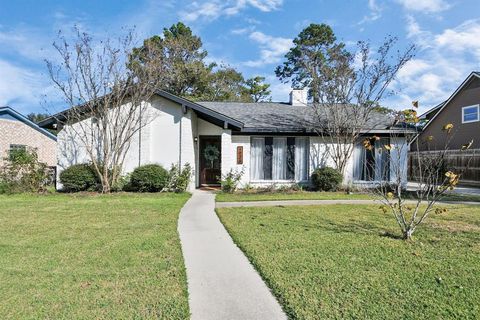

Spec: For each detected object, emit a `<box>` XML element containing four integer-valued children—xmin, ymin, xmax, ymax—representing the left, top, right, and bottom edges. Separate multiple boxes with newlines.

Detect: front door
<box><xmin>199</xmin><ymin>136</ymin><xmax>222</xmax><ymax>186</ymax></box>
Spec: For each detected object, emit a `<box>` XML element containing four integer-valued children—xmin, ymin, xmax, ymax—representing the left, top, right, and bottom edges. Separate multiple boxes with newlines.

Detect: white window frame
<box><xmin>462</xmin><ymin>105</ymin><xmax>479</xmax><ymax>124</ymax></box>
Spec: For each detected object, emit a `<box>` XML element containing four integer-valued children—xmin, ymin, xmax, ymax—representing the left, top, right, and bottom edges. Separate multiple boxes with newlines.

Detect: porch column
<box><xmin>221</xmin><ymin>130</ymin><xmax>232</xmax><ymax>180</ymax></box>
<box><xmin>180</xmin><ymin>110</ymin><xmax>196</xmax><ymax>191</ymax></box>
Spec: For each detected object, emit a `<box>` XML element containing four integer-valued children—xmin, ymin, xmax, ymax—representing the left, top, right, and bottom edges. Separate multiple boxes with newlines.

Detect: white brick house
<box><xmin>39</xmin><ymin>90</ymin><xmax>409</xmax><ymax>191</ymax></box>
<box><xmin>0</xmin><ymin>106</ymin><xmax>57</xmax><ymax>166</ymax></box>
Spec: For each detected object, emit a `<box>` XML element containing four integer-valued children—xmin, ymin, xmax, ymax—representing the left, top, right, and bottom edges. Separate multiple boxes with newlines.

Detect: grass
<box><xmin>0</xmin><ymin>193</ymin><xmax>191</xmax><ymax>319</ymax></box>
<box><xmin>215</xmin><ymin>191</ymin><xmax>373</xmax><ymax>202</ymax></box>
<box><xmin>217</xmin><ymin>204</ymin><xmax>480</xmax><ymax>319</ymax></box>
<box><xmin>216</xmin><ymin>190</ymin><xmax>480</xmax><ymax>203</ymax></box>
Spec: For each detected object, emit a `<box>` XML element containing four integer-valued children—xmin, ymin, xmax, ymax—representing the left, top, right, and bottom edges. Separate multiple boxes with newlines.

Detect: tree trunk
<box><xmin>102</xmin><ymin>170</ymin><xmax>111</xmax><ymax>193</ymax></box>
<box><xmin>403</xmin><ymin>228</ymin><xmax>414</xmax><ymax>241</ymax></box>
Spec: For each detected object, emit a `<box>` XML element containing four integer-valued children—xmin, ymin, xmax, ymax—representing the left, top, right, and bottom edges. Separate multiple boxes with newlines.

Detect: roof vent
<box><xmin>289</xmin><ymin>89</ymin><xmax>308</xmax><ymax>106</ymax></box>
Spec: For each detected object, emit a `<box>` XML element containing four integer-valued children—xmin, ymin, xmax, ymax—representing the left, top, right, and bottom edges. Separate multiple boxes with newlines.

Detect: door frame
<box><xmin>199</xmin><ymin>135</ymin><xmax>222</xmax><ymax>186</ymax></box>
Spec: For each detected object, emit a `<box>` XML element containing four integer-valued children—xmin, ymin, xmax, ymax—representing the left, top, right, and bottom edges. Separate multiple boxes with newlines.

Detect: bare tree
<box><xmin>311</xmin><ymin>38</ymin><xmax>415</xmax><ymax>176</ymax></box>
<box><xmin>46</xmin><ymin>27</ymin><xmax>166</xmax><ymax>193</ymax></box>
<box><xmin>276</xmin><ymin>24</ymin><xmax>415</xmax><ymax>176</ymax></box>
<box><xmin>368</xmin><ymin>106</ymin><xmax>475</xmax><ymax>240</ymax></box>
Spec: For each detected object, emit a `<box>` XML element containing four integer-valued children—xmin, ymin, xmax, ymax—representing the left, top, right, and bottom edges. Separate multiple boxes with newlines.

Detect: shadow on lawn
<box><xmin>281</xmin><ymin>215</ymin><xmax>401</xmax><ymax>239</ymax></box>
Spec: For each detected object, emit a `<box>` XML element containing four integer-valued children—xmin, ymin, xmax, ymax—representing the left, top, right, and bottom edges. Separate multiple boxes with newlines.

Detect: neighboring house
<box><xmin>39</xmin><ymin>90</ymin><xmax>410</xmax><ymax>191</ymax></box>
<box><xmin>414</xmin><ymin>71</ymin><xmax>480</xmax><ymax>151</ymax></box>
<box><xmin>410</xmin><ymin>72</ymin><xmax>480</xmax><ymax>185</ymax></box>
<box><xmin>0</xmin><ymin>106</ymin><xmax>57</xmax><ymax>166</ymax></box>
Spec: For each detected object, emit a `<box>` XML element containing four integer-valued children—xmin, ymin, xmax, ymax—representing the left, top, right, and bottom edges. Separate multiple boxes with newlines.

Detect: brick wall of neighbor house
<box><xmin>0</xmin><ymin>118</ymin><xmax>56</xmax><ymax>166</ymax></box>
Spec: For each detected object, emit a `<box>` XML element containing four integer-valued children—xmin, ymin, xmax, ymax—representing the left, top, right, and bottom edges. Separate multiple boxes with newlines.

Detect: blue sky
<box><xmin>1</xmin><ymin>0</ymin><xmax>479</xmax><ymax>115</ymax></box>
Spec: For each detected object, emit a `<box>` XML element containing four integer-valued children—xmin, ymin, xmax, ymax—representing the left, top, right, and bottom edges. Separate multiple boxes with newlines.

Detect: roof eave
<box><xmin>39</xmin><ymin>90</ymin><xmax>245</xmax><ymax>130</ymax></box>
<box><xmin>0</xmin><ymin>106</ymin><xmax>57</xmax><ymax>141</ymax></box>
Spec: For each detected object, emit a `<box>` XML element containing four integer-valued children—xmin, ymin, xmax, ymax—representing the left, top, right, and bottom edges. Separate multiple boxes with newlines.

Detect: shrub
<box><xmin>60</xmin><ymin>164</ymin><xmax>98</xmax><ymax>192</ymax></box>
<box><xmin>0</xmin><ymin>148</ymin><xmax>50</xmax><ymax>194</ymax></box>
<box><xmin>114</xmin><ymin>172</ymin><xmax>131</xmax><ymax>192</ymax></box>
<box><xmin>242</xmin><ymin>183</ymin><xmax>255</xmax><ymax>193</ymax></box>
<box><xmin>129</xmin><ymin>164</ymin><xmax>168</xmax><ymax>192</ymax></box>
<box><xmin>311</xmin><ymin>167</ymin><xmax>343</xmax><ymax>191</ymax></box>
<box><xmin>164</xmin><ymin>163</ymin><xmax>192</xmax><ymax>193</ymax></box>
<box><xmin>220</xmin><ymin>168</ymin><xmax>244</xmax><ymax>193</ymax></box>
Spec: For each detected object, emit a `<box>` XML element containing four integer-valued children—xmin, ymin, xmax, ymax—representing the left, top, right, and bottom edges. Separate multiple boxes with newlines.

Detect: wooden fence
<box><xmin>408</xmin><ymin>149</ymin><xmax>480</xmax><ymax>186</ymax></box>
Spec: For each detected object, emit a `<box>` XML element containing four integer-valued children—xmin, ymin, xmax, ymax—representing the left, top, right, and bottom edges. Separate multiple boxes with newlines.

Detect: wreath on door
<box><xmin>204</xmin><ymin>145</ymin><xmax>220</xmax><ymax>167</ymax></box>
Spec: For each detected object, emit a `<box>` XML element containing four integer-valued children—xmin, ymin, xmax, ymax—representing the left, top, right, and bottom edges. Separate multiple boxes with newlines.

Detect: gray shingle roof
<box><xmin>197</xmin><ymin>101</ymin><xmax>395</xmax><ymax>133</ymax></box>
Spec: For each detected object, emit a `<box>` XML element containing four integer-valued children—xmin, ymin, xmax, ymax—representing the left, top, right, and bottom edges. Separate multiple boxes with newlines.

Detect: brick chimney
<box><xmin>289</xmin><ymin>89</ymin><xmax>308</xmax><ymax>106</ymax></box>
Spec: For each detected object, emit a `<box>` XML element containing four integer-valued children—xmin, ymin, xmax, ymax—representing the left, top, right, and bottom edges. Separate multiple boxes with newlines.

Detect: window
<box><xmin>250</xmin><ymin>137</ymin><xmax>309</xmax><ymax>181</ymax></box>
<box><xmin>9</xmin><ymin>144</ymin><xmax>26</xmax><ymax>152</ymax></box>
<box><xmin>462</xmin><ymin>105</ymin><xmax>479</xmax><ymax>123</ymax></box>
<box><xmin>9</xmin><ymin>144</ymin><xmax>27</xmax><ymax>160</ymax></box>
<box><xmin>353</xmin><ymin>138</ymin><xmax>390</xmax><ymax>182</ymax></box>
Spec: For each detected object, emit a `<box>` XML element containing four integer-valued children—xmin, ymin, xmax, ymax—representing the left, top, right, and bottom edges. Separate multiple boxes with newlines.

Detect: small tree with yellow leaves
<box><xmin>367</xmin><ymin>102</ymin><xmax>474</xmax><ymax>240</ymax></box>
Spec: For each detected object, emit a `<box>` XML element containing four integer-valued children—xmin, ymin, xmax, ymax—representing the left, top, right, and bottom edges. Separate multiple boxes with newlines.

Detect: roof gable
<box><xmin>421</xmin><ymin>71</ymin><xmax>480</xmax><ymax>130</ymax></box>
<box><xmin>0</xmin><ymin>106</ymin><xmax>57</xmax><ymax>141</ymax></box>
<box><xmin>37</xmin><ymin>90</ymin><xmax>244</xmax><ymax>131</ymax></box>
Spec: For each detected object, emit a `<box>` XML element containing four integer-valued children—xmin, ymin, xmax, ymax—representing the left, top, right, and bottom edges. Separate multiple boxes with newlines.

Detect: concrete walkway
<box><xmin>216</xmin><ymin>199</ymin><xmax>480</xmax><ymax>208</ymax></box>
<box><xmin>178</xmin><ymin>190</ymin><xmax>286</xmax><ymax>320</ymax></box>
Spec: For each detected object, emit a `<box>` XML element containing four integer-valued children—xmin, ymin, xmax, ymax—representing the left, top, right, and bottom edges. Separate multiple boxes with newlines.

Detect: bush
<box><xmin>311</xmin><ymin>167</ymin><xmax>343</xmax><ymax>191</ymax></box>
<box><xmin>0</xmin><ymin>148</ymin><xmax>50</xmax><ymax>194</ymax></box>
<box><xmin>220</xmin><ymin>168</ymin><xmax>244</xmax><ymax>193</ymax></box>
<box><xmin>164</xmin><ymin>163</ymin><xmax>192</xmax><ymax>193</ymax></box>
<box><xmin>60</xmin><ymin>164</ymin><xmax>98</xmax><ymax>192</ymax></box>
<box><xmin>129</xmin><ymin>164</ymin><xmax>168</xmax><ymax>192</ymax></box>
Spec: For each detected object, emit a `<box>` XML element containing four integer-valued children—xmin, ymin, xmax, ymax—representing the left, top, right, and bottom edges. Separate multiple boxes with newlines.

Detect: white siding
<box><xmin>56</xmin><ymin>97</ymin><xmax>199</xmax><ymax>190</ymax></box>
<box><xmin>147</xmin><ymin>96</ymin><xmax>183</xmax><ymax>169</ymax></box>
<box><xmin>180</xmin><ymin>109</ymin><xmax>197</xmax><ymax>191</ymax></box>
<box><xmin>231</xmin><ymin>136</ymin><xmax>250</xmax><ymax>186</ymax></box>
<box><xmin>197</xmin><ymin>118</ymin><xmax>224</xmax><ymax>135</ymax></box>
<box><xmin>390</xmin><ymin>136</ymin><xmax>409</xmax><ymax>187</ymax></box>
<box><xmin>56</xmin><ymin>95</ymin><xmax>409</xmax><ymax>191</ymax></box>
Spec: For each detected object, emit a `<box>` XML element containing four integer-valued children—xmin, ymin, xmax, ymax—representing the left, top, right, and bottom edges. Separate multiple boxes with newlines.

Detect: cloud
<box><xmin>231</xmin><ymin>26</ymin><xmax>255</xmax><ymax>35</ymax></box>
<box><xmin>396</xmin><ymin>0</ymin><xmax>451</xmax><ymax>13</ymax></box>
<box><xmin>243</xmin><ymin>31</ymin><xmax>292</xmax><ymax>67</ymax></box>
<box><xmin>387</xmin><ymin>17</ymin><xmax>480</xmax><ymax>113</ymax></box>
<box><xmin>180</xmin><ymin>0</ymin><xmax>283</xmax><ymax>22</ymax></box>
<box><xmin>0</xmin><ymin>27</ymin><xmax>55</xmax><ymax>61</ymax></box>
<box><xmin>434</xmin><ymin>19</ymin><xmax>480</xmax><ymax>59</ymax></box>
<box><xmin>358</xmin><ymin>0</ymin><xmax>382</xmax><ymax>25</ymax></box>
<box><xmin>0</xmin><ymin>59</ymin><xmax>56</xmax><ymax>114</ymax></box>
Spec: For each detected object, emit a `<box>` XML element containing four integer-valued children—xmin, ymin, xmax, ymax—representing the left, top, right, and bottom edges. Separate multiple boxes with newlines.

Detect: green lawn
<box><xmin>215</xmin><ymin>191</ymin><xmax>373</xmax><ymax>202</ymax></box>
<box><xmin>216</xmin><ymin>190</ymin><xmax>480</xmax><ymax>203</ymax></box>
<box><xmin>217</xmin><ymin>204</ymin><xmax>480</xmax><ymax>319</ymax></box>
<box><xmin>0</xmin><ymin>193</ymin><xmax>190</xmax><ymax>319</ymax></box>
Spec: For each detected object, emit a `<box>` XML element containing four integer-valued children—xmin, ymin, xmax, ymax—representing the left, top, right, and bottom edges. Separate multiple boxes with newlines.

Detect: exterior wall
<box><xmin>0</xmin><ymin>118</ymin><xmax>56</xmax><ymax>166</ymax></box>
<box><xmin>180</xmin><ymin>109</ymin><xmax>196</xmax><ymax>191</ymax></box>
<box><xmin>223</xmin><ymin>135</ymin><xmax>346</xmax><ymax>188</ymax></box>
<box><xmin>56</xmin><ymin>96</ymin><xmax>198</xmax><ymax>191</ymax></box>
<box><xmin>309</xmin><ymin>137</ymin><xmax>374</xmax><ymax>185</ymax></box>
<box><xmin>229</xmin><ymin>135</ymin><xmax>408</xmax><ymax>189</ymax></box>
<box><xmin>197</xmin><ymin>118</ymin><xmax>224</xmax><ymax>135</ymax></box>
<box><xmin>415</xmin><ymin>76</ymin><xmax>480</xmax><ymax>151</ymax></box>
<box><xmin>55</xmin><ymin>95</ymin><xmax>409</xmax><ymax>190</ymax></box>
<box><xmin>147</xmin><ymin>96</ymin><xmax>183</xmax><ymax>169</ymax></box>
<box><xmin>221</xmin><ymin>130</ymin><xmax>232</xmax><ymax>181</ymax></box>
<box><xmin>390</xmin><ymin>137</ymin><xmax>409</xmax><ymax>186</ymax></box>
<box><xmin>230</xmin><ymin>136</ymin><xmax>250</xmax><ymax>186</ymax></box>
